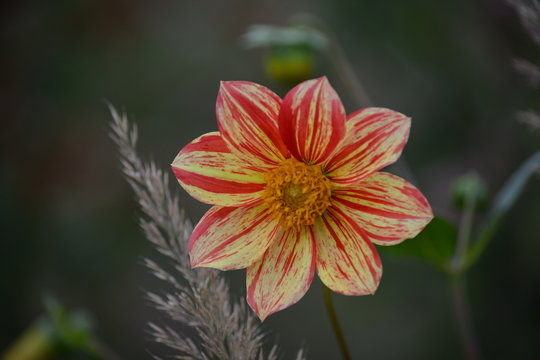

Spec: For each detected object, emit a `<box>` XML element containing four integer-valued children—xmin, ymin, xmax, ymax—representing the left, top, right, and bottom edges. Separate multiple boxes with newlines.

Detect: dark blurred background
<box><xmin>2</xmin><ymin>0</ymin><xmax>539</xmax><ymax>359</ymax></box>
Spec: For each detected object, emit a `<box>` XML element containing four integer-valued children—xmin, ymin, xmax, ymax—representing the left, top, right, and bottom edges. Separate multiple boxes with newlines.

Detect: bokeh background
<box><xmin>2</xmin><ymin>0</ymin><xmax>540</xmax><ymax>359</ymax></box>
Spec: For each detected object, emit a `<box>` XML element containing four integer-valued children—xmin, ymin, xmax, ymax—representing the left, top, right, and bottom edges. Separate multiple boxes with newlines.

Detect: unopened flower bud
<box><xmin>265</xmin><ymin>46</ymin><xmax>315</xmax><ymax>85</ymax></box>
<box><xmin>452</xmin><ymin>172</ymin><xmax>488</xmax><ymax>211</ymax></box>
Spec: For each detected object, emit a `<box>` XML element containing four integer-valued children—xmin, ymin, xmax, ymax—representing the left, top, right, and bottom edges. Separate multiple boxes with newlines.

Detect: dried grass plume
<box><xmin>108</xmin><ymin>105</ymin><xmax>305</xmax><ymax>360</ymax></box>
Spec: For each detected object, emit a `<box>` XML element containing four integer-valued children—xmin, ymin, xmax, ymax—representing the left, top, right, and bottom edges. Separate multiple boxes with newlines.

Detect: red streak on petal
<box><xmin>189</xmin><ymin>207</ymin><xmax>237</xmax><ymax>252</ymax></box>
<box><xmin>279</xmin><ymin>77</ymin><xmax>345</xmax><ymax>163</ymax></box>
<box><xmin>180</xmin><ymin>134</ymin><xmax>230</xmax><ymax>154</ymax></box>
<box><xmin>333</xmin><ymin>196</ymin><xmax>426</xmax><ymax>220</ymax></box>
<box><xmin>398</xmin><ymin>186</ymin><xmax>430</xmax><ymax>208</ymax></box>
<box><xmin>197</xmin><ymin>211</ymin><xmax>274</xmax><ymax>265</ymax></box>
<box><xmin>217</xmin><ymin>81</ymin><xmax>289</xmax><ymax>161</ymax></box>
<box><xmin>173</xmin><ymin>168</ymin><xmax>265</xmax><ymax>194</ymax></box>
<box><xmin>331</xmin><ymin>206</ymin><xmax>382</xmax><ymax>274</ymax></box>
<box><xmin>246</xmin><ymin>250</ymin><xmax>267</xmax><ymax>314</ymax></box>
<box><xmin>336</xmin><ymin>263</ymin><xmax>349</xmax><ymax>280</ymax></box>
<box><xmin>334</xmin><ymin>188</ymin><xmax>399</xmax><ymax>207</ymax></box>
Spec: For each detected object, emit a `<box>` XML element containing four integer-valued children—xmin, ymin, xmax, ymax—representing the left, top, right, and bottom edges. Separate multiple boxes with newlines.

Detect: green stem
<box><xmin>322</xmin><ymin>286</ymin><xmax>351</xmax><ymax>360</ymax></box>
<box><xmin>463</xmin><ymin>217</ymin><xmax>499</xmax><ymax>270</ymax></box>
<box><xmin>466</xmin><ymin>150</ymin><xmax>540</xmax><ymax>269</ymax></box>
<box><xmin>291</xmin><ymin>14</ymin><xmax>371</xmax><ymax>109</ymax></box>
<box><xmin>321</xmin><ymin>23</ymin><xmax>418</xmax><ymax>185</ymax></box>
<box><xmin>325</xmin><ymin>40</ymin><xmax>372</xmax><ymax>109</ymax></box>
<box><xmin>450</xmin><ymin>189</ymin><xmax>476</xmax><ymax>273</ymax></box>
<box><xmin>449</xmin><ymin>277</ymin><xmax>480</xmax><ymax>360</ymax></box>
<box><xmin>448</xmin><ymin>189</ymin><xmax>480</xmax><ymax>359</ymax></box>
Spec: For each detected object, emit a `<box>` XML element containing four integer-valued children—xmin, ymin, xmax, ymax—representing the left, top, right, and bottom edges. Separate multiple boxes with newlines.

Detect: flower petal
<box><xmin>279</xmin><ymin>77</ymin><xmax>346</xmax><ymax>164</ymax></box>
<box><xmin>217</xmin><ymin>81</ymin><xmax>289</xmax><ymax>168</ymax></box>
<box><xmin>189</xmin><ymin>203</ymin><xmax>280</xmax><ymax>270</ymax></box>
<box><xmin>333</xmin><ymin>172</ymin><xmax>433</xmax><ymax>245</ymax></box>
<box><xmin>315</xmin><ymin>206</ymin><xmax>382</xmax><ymax>295</ymax></box>
<box><xmin>247</xmin><ymin>226</ymin><xmax>316</xmax><ymax>321</ymax></box>
<box><xmin>172</xmin><ymin>132</ymin><xmax>266</xmax><ymax>206</ymax></box>
<box><xmin>325</xmin><ymin>108</ymin><xmax>411</xmax><ymax>185</ymax></box>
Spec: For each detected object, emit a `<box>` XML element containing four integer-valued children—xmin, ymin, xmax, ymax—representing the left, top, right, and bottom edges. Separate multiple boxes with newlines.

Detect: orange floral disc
<box><xmin>263</xmin><ymin>158</ymin><xmax>332</xmax><ymax>229</ymax></box>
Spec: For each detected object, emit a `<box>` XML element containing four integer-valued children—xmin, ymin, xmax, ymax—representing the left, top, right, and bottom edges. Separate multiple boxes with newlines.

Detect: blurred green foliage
<box><xmin>381</xmin><ymin>217</ymin><xmax>456</xmax><ymax>271</ymax></box>
<box><xmin>3</xmin><ymin>297</ymin><xmax>97</xmax><ymax>360</ymax></box>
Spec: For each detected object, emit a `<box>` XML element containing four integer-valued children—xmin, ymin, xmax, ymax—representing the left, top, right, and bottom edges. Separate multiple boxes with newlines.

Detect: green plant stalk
<box><xmin>463</xmin><ymin>217</ymin><xmax>500</xmax><ymax>270</ymax></box>
<box><xmin>466</xmin><ymin>150</ymin><xmax>540</xmax><ymax>269</ymax></box>
<box><xmin>450</xmin><ymin>151</ymin><xmax>540</xmax><ymax>356</ymax></box>
<box><xmin>448</xmin><ymin>190</ymin><xmax>480</xmax><ymax>359</ymax></box>
<box><xmin>323</xmin><ymin>286</ymin><xmax>351</xmax><ymax>360</ymax></box>
<box><xmin>449</xmin><ymin>277</ymin><xmax>480</xmax><ymax>360</ymax></box>
<box><xmin>291</xmin><ymin>14</ymin><xmax>372</xmax><ymax>109</ymax></box>
<box><xmin>325</xmin><ymin>40</ymin><xmax>372</xmax><ymax>109</ymax></box>
<box><xmin>322</xmin><ymin>26</ymin><xmax>418</xmax><ymax>185</ymax></box>
<box><xmin>450</xmin><ymin>189</ymin><xmax>476</xmax><ymax>273</ymax></box>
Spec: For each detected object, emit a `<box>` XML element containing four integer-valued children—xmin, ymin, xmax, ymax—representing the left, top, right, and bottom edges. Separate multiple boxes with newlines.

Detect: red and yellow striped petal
<box><xmin>189</xmin><ymin>203</ymin><xmax>280</xmax><ymax>270</ymax></box>
<box><xmin>279</xmin><ymin>77</ymin><xmax>346</xmax><ymax>164</ymax></box>
<box><xmin>333</xmin><ymin>172</ymin><xmax>433</xmax><ymax>245</ymax></box>
<box><xmin>325</xmin><ymin>108</ymin><xmax>410</xmax><ymax>185</ymax></box>
<box><xmin>217</xmin><ymin>81</ymin><xmax>289</xmax><ymax>168</ymax></box>
<box><xmin>246</xmin><ymin>226</ymin><xmax>316</xmax><ymax>321</ymax></box>
<box><xmin>172</xmin><ymin>132</ymin><xmax>266</xmax><ymax>206</ymax></box>
<box><xmin>315</xmin><ymin>206</ymin><xmax>382</xmax><ymax>295</ymax></box>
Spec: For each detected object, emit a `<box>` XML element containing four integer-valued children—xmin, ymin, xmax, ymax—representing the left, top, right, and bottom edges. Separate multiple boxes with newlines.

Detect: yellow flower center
<box><xmin>263</xmin><ymin>158</ymin><xmax>332</xmax><ymax>229</ymax></box>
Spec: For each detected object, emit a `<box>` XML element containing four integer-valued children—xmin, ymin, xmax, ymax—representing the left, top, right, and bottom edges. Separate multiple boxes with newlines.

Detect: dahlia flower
<box><xmin>172</xmin><ymin>77</ymin><xmax>432</xmax><ymax>320</ymax></box>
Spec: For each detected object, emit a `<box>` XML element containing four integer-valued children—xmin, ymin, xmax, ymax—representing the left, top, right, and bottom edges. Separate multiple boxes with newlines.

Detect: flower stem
<box><xmin>322</xmin><ymin>285</ymin><xmax>351</xmax><ymax>360</ymax></box>
<box><xmin>448</xmin><ymin>189</ymin><xmax>481</xmax><ymax>359</ymax></box>
<box><xmin>450</xmin><ymin>188</ymin><xmax>476</xmax><ymax>273</ymax></box>
<box><xmin>325</xmin><ymin>40</ymin><xmax>372</xmax><ymax>109</ymax></box>
<box><xmin>449</xmin><ymin>276</ymin><xmax>480</xmax><ymax>360</ymax></box>
<box><xmin>291</xmin><ymin>14</ymin><xmax>371</xmax><ymax>109</ymax></box>
<box><xmin>320</xmin><ymin>22</ymin><xmax>418</xmax><ymax>185</ymax></box>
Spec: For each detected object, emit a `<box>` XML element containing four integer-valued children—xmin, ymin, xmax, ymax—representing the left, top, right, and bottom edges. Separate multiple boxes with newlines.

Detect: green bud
<box><xmin>264</xmin><ymin>46</ymin><xmax>315</xmax><ymax>85</ymax></box>
<box><xmin>242</xmin><ymin>23</ymin><xmax>328</xmax><ymax>86</ymax></box>
<box><xmin>452</xmin><ymin>172</ymin><xmax>488</xmax><ymax>212</ymax></box>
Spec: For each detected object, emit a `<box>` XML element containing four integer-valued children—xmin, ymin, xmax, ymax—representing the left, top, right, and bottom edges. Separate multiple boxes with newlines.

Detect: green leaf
<box><xmin>466</xmin><ymin>150</ymin><xmax>540</xmax><ymax>267</ymax></box>
<box><xmin>379</xmin><ymin>217</ymin><xmax>456</xmax><ymax>271</ymax></box>
<box><xmin>488</xmin><ymin>150</ymin><xmax>540</xmax><ymax>218</ymax></box>
<box><xmin>43</xmin><ymin>296</ymin><xmax>97</xmax><ymax>357</ymax></box>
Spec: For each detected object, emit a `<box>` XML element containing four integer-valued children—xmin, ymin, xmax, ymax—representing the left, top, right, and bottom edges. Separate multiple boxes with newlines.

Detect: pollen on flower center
<box><xmin>263</xmin><ymin>158</ymin><xmax>332</xmax><ymax>229</ymax></box>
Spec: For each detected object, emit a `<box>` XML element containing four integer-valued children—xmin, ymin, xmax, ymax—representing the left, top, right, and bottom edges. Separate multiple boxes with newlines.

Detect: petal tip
<box><xmin>256</xmin><ymin>312</ymin><xmax>268</xmax><ymax>322</ymax></box>
<box><xmin>189</xmin><ymin>255</ymin><xmax>201</xmax><ymax>269</ymax></box>
<box><xmin>218</xmin><ymin>80</ymin><xmax>237</xmax><ymax>93</ymax></box>
<box><xmin>218</xmin><ymin>81</ymin><xmax>229</xmax><ymax>92</ymax></box>
<box><xmin>219</xmin><ymin>80</ymin><xmax>249</xmax><ymax>91</ymax></box>
<box><xmin>308</xmin><ymin>76</ymin><xmax>333</xmax><ymax>91</ymax></box>
<box><xmin>253</xmin><ymin>307</ymin><xmax>277</xmax><ymax>322</ymax></box>
<box><xmin>247</xmin><ymin>294</ymin><xmax>268</xmax><ymax>321</ymax></box>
